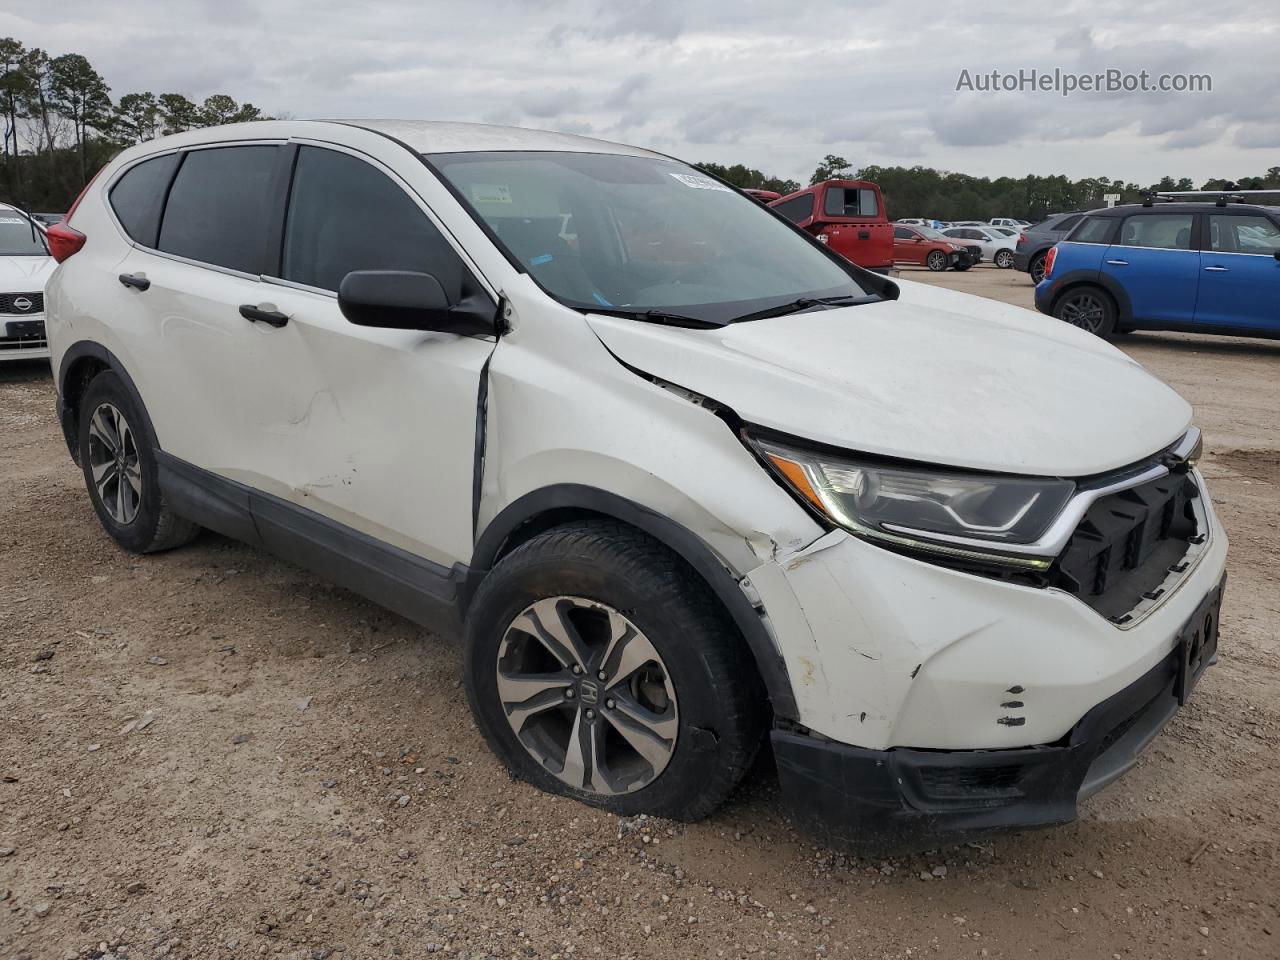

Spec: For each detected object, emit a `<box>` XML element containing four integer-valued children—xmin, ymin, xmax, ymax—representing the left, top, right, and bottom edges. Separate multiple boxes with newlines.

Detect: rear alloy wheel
<box><xmin>78</xmin><ymin>371</ymin><xmax>201</xmax><ymax>553</ymax></box>
<box><xmin>926</xmin><ymin>250</ymin><xmax>948</xmax><ymax>271</ymax></box>
<box><xmin>87</xmin><ymin>402</ymin><xmax>142</xmax><ymax>526</ymax></box>
<box><xmin>1053</xmin><ymin>287</ymin><xmax>1116</xmax><ymax>337</ymax></box>
<box><xmin>1029</xmin><ymin>252</ymin><xmax>1048</xmax><ymax>283</ymax></box>
<box><xmin>995</xmin><ymin>249</ymin><xmax>1014</xmax><ymax>269</ymax></box>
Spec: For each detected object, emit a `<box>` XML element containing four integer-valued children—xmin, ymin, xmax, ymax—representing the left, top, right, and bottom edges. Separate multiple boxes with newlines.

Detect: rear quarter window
<box><xmin>772</xmin><ymin>194</ymin><xmax>814</xmax><ymax>224</ymax></box>
<box><xmin>109</xmin><ymin>153</ymin><xmax>181</xmax><ymax>248</ymax></box>
<box><xmin>157</xmin><ymin>145</ymin><xmax>279</xmax><ymax>274</ymax></box>
<box><xmin>823</xmin><ymin>187</ymin><xmax>879</xmax><ymax>218</ymax></box>
<box><xmin>1068</xmin><ymin>217</ymin><xmax>1115</xmax><ymax>244</ymax></box>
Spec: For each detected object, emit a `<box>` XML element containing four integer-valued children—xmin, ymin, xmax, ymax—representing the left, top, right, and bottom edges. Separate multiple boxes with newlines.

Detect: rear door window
<box><xmin>823</xmin><ymin>187</ymin><xmax>879</xmax><ymax>218</ymax></box>
<box><xmin>1053</xmin><ymin>214</ymin><xmax>1083</xmax><ymax>233</ymax></box>
<box><xmin>1118</xmin><ymin>214</ymin><xmax>1194</xmax><ymax>250</ymax></box>
<box><xmin>279</xmin><ymin>146</ymin><xmax>465</xmax><ymax>298</ymax></box>
<box><xmin>157</xmin><ymin>145</ymin><xmax>279</xmax><ymax>274</ymax></box>
<box><xmin>772</xmin><ymin>194</ymin><xmax>814</xmax><ymax>224</ymax></box>
<box><xmin>109</xmin><ymin>153</ymin><xmax>181</xmax><ymax>248</ymax></box>
<box><xmin>1209</xmin><ymin>214</ymin><xmax>1280</xmax><ymax>255</ymax></box>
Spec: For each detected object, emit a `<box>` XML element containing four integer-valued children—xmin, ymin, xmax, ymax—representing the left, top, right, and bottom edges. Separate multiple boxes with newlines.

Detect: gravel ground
<box><xmin>2</xmin><ymin>267</ymin><xmax>1277</xmax><ymax>960</ymax></box>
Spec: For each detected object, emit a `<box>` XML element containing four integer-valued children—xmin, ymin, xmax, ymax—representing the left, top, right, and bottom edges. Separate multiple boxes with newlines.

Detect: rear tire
<box><xmin>926</xmin><ymin>250</ymin><xmax>948</xmax><ymax>272</ymax></box>
<box><xmin>78</xmin><ymin>371</ymin><xmax>200</xmax><ymax>554</ymax></box>
<box><xmin>995</xmin><ymin>249</ymin><xmax>1014</xmax><ymax>269</ymax></box>
<box><xmin>1029</xmin><ymin>252</ymin><xmax>1048</xmax><ymax>283</ymax></box>
<box><xmin>1052</xmin><ymin>285</ymin><xmax>1117</xmax><ymax>338</ymax></box>
<box><xmin>464</xmin><ymin>521</ymin><xmax>765</xmax><ymax>821</ymax></box>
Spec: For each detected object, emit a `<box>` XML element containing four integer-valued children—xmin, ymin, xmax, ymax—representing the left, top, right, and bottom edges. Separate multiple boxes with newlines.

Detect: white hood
<box><xmin>0</xmin><ymin>255</ymin><xmax>55</xmax><ymax>292</ymax></box>
<box><xmin>587</xmin><ymin>278</ymin><xmax>1192</xmax><ymax>477</ymax></box>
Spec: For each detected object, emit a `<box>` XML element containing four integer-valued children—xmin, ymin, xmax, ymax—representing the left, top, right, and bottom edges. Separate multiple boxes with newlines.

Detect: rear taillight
<box><xmin>47</xmin><ymin>222</ymin><xmax>87</xmax><ymax>263</ymax></box>
<box><xmin>1016</xmin><ymin>232</ymin><xmax>1028</xmax><ymax>247</ymax></box>
<box><xmin>48</xmin><ymin>165</ymin><xmax>105</xmax><ymax>263</ymax></box>
<box><xmin>1042</xmin><ymin>245</ymin><xmax>1058</xmax><ymax>280</ymax></box>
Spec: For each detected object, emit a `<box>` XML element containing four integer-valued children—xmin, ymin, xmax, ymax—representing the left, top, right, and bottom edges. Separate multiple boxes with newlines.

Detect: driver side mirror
<box><xmin>338</xmin><ymin>270</ymin><xmax>496</xmax><ymax>336</ymax></box>
<box><xmin>912</xmin><ymin>235</ymin><xmax>923</xmax><ymax>242</ymax></box>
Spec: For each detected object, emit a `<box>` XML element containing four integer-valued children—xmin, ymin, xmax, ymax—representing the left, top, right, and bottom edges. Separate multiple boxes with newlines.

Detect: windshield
<box><xmin>916</xmin><ymin>226</ymin><xmax>950</xmax><ymax>240</ymax></box>
<box><xmin>0</xmin><ymin>214</ymin><xmax>48</xmax><ymax>256</ymax></box>
<box><xmin>429</xmin><ymin>151</ymin><xmax>871</xmax><ymax>324</ymax></box>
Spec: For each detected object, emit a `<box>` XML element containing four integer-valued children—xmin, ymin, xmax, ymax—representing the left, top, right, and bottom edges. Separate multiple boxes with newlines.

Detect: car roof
<box><xmin>114</xmin><ymin>119</ymin><xmax>667</xmax><ymax>166</ymax></box>
<box><xmin>1084</xmin><ymin>202</ymin><xmax>1280</xmax><ymax>218</ymax></box>
<box><xmin>341</xmin><ymin>119</ymin><xmax>663</xmax><ymax>158</ymax></box>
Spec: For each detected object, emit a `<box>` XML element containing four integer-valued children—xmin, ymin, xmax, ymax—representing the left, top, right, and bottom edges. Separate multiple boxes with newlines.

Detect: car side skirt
<box><xmin>156</xmin><ymin>452</ymin><xmax>467</xmax><ymax>638</ymax></box>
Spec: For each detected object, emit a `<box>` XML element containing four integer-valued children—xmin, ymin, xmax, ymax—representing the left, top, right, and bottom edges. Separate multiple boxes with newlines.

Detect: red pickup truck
<box><xmin>768</xmin><ymin>179</ymin><xmax>893</xmax><ymax>272</ymax></box>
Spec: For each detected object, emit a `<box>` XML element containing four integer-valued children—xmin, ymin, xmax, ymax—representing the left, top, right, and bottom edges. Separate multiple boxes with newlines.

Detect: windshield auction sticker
<box><xmin>669</xmin><ymin>173</ymin><xmax>732</xmax><ymax>192</ymax></box>
<box><xmin>470</xmin><ymin>184</ymin><xmax>513</xmax><ymax>204</ymax></box>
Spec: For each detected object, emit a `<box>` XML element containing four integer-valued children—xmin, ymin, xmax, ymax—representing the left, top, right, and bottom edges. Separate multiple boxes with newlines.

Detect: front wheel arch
<box><xmin>468</xmin><ymin>485</ymin><xmax>798</xmax><ymax>723</ymax></box>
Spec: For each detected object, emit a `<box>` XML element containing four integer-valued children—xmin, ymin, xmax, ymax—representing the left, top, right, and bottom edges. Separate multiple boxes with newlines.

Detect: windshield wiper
<box><xmin>582</xmin><ymin>306</ymin><xmax>721</xmax><ymax>329</ymax></box>
<box><xmin>729</xmin><ymin>294</ymin><xmax>874</xmax><ymax>324</ymax></box>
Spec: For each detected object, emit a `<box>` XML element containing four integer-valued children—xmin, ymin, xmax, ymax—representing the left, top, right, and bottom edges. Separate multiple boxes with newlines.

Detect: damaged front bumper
<box><xmin>742</xmin><ymin>472</ymin><xmax>1228</xmax><ymax>850</ymax></box>
<box><xmin>771</xmin><ymin>576</ymin><xmax>1222</xmax><ymax>852</ymax></box>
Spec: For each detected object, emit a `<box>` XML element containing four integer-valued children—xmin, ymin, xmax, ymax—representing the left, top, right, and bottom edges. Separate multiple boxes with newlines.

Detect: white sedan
<box><xmin>0</xmin><ymin>204</ymin><xmax>55</xmax><ymax>363</ymax></box>
<box><xmin>941</xmin><ymin>225</ymin><xmax>1018</xmax><ymax>268</ymax></box>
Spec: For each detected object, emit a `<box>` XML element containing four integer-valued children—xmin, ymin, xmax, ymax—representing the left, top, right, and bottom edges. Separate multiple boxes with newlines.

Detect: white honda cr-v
<box><xmin>44</xmin><ymin>121</ymin><xmax>1226</xmax><ymax>850</ymax></box>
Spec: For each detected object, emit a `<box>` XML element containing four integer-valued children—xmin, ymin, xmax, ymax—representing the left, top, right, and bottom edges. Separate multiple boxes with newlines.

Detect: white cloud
<box><xmin>1</xmin><ymin>0</ymin><xmax>1274</xmax><ymax>184</ymax></box>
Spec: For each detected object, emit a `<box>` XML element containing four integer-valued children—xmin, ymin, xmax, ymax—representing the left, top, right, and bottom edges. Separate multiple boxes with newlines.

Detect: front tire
<box><xmin>1053</xmin><ymin>285</ymin><xmax>1117</xmax><ymax>338</ymax></box>
<box><xmin>995</xmin><ymin>249</ymin><xmax>1014</xmax><ymax>269</ymax></box>
<box><xmin>926</xmin><ymin>250</ymin><xmax>948</xmax><ymax>272</ymax></box>
<box><xmin>464</xmin><ymin>521</ymin><xmax>764</xmax><ymax>821</ymax></box>
<box><xmin>78</xmin><ymin>371</ymin><xmax>200</xmax><ymax>554</ymax></box>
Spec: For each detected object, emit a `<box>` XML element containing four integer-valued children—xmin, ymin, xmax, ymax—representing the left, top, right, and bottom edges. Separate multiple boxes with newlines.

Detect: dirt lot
<box><xmin>2</xmin><ymin>266</ymin><xmax>1277</xmax><ymax>960</ymax></box>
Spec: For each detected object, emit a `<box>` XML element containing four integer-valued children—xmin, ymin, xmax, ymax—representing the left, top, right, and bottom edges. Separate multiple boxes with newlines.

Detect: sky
<box><xmin>3</xmin><ymin>0</ymin><xmax>1277</xmax><ymax>186</ymax></box>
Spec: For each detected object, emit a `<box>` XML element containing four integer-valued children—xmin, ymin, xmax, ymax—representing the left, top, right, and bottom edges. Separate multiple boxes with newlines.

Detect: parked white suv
<box><xmin>0</xmin><ymin>204</ymin><xmax>55</xmax><ymax>362</ymax></box>
<box><xmin>45</xmin><ymin>121</ymin><xmax>1227</xmax><ymax>851</ymax></box>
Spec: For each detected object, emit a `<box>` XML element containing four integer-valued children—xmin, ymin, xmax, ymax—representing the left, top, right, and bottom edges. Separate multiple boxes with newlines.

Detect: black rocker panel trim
<box><xmin>155</xmin><ymin>452</ymin><xmax>466</xmax><ymax>637</ymax></box>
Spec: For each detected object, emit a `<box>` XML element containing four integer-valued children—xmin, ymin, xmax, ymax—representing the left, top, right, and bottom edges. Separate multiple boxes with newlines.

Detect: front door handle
<box><xmin>118</xmin><ymin>272</ymin><xmax>150</xmax><ymax>291</ymax></box>
<box><xmin>1105</xmin><ymin>259</ymin><xmax>1128</xmax><ymax>266</ymax></box>
<box><xmin>239</xmin><ymin>304</ymin><xmax>289</xmax><ymax>328</ymax></box>
<box><xmin>1203</xmin><ymin>265</ymin><xmax>1230</xmax><ymax>272</ymax></box>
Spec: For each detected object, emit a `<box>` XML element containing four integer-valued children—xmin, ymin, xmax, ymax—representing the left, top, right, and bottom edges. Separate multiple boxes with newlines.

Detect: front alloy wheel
<box><xmin>497</xmin><ymin>596</ymin><xmax>677</xmax><ymax>796</ymax></box>
<box><xmin>926</xmin><ymin>250</ymin><xmax>948</xmax><ymax>271</ymax></box>
<box><xmin>87</xmin><ymin>402</ymin><xmax>142</xmax><ymax>525</ymax></box>
<box><xmin>995</xmin><ymin>249</ymin><xmax>1014</xmax><ymax>268</ymax></box>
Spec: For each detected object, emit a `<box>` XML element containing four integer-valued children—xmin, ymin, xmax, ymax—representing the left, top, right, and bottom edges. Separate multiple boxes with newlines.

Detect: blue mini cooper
<box><xmin>1035</xmin><ymin>201</ymin><xmax>1280</xmax><ymax>339</ymax></box>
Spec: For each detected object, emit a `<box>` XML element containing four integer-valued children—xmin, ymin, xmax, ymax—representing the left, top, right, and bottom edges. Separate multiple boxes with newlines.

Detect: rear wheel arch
<box><xmin>57</xmin><ymin>342</ymin><xmax>160</xmax><ymax>464</ymax></box>
<box><xmin>467</xmin><ymin>485</ymin><xmax>799</xmax><ymax>722</ymax></box>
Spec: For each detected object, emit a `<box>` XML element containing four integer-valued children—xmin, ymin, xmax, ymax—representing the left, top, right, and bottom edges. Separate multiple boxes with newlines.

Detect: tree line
<box><xmin>1</xmin><ymin>36</ymin><xmax>265</xmax><ymax>209</ymax></box>
<box><xmin>2</xmin><ymin>33</ymin><xmax>1275</xmax><ymax>220</ymax></box>
<box><xmin>700</xmin><ymin>153</ymin><xmax>1280</xmax><ymax>221</ymax></box>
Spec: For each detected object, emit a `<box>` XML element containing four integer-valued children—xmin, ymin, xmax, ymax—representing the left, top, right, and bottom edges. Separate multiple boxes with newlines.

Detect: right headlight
<box><xmin>752</xmin><ymin>436</ymin><xmax>1075</xmax><ymax>570</ymax></box>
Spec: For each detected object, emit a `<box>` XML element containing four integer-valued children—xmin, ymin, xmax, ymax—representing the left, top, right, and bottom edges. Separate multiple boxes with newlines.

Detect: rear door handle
<box><xmin>239</xmin><ymin>304</ymin><xmax>289</xmax><ymax>328</ymax></box>
<box><xmin>118</xmin><ymin>272</ymin><xmax>150</xmax><ymax>291</ymax></box>
<box><xmin>1105</xmin><ymin>259</ymin><xmax>1128</xmax><ymax>266</ymax></box>
<box><xmin>1203</xmin><ymin>265</ymin><xmax>1229</xmax><ymax>272</ymax></box>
